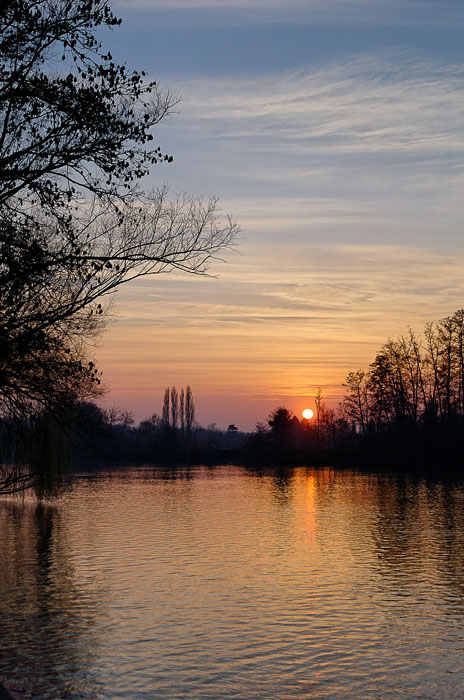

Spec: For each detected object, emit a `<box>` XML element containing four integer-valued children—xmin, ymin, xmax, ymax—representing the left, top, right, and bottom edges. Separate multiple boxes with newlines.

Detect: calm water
<box><xmin>1</xmin><ymin>465</ymin><xmax>464</xmax><ymax>699</ymax></box>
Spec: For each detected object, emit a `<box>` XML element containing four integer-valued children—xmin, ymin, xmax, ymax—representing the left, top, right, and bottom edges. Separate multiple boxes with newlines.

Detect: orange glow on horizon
<box><xmin>94</xmin><ymin>246</ymin><xmax>464</xmax><ymax>431</ymax></box>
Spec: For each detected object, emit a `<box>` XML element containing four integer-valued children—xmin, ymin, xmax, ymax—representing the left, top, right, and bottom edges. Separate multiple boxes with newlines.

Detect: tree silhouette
<box><xmin>170</xmin><ymin>387</ymin><xmax>179</xmax><ymax>428</ymax></box>
<box><xmin>185</xmin><ymin>386</ymin><xmax>195</xmax><ymax>434</ymax></box>
<box><xmin>162</xmin><ymin>388</ymin><xmax>170</xmax><ymax>426</ymax></box>
<box><xmin>0</xmin><ymin>0</ymin><xmax>238</xmax><ymax>420</ymax></box>
<box><xmin>268</xmin><ymin>407</ymin><xmax>294</xmax><ymax>437</ymax></box>
<box><xmin>179</xmin><ymin>388</ymin><xmax>185</xmax><ymax>432</ymax></box>
<box><xmin>341</xmin><ymin>308</ymin><xmax>464</xmax><ymax>444</ymax></box>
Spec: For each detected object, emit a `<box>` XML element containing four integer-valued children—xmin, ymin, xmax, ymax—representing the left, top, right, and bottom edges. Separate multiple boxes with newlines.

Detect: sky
<box><xmin>94</xmin><ymin>0</ymin><xmax>464</xmax><ymax>430</ymax></box>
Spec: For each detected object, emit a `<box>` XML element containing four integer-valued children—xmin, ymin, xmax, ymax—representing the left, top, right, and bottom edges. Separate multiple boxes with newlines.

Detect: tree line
<box><xmin>341</xmin><ymin>309</ymin><xmax>464</xmax><ymax>434</ymax></box>
<box><xmin>4</xmin><ymin>299</ymin><xmax>464</xmax><ymax>497</ymax></box>
<box><xmin>245</xmin><ymin>309</ymin><xmax>464</xmax><ymax>468</ymax></box>
<box><xmin>58</xmin><ymin>386</ymin><xmax>245</xmax><ymax>470</ymax></box>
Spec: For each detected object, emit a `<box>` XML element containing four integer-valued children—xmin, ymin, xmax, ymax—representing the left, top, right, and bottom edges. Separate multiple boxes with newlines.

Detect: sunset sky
<box><xmin>95</xmin><ymin>0</ymin><xmax>464</xmax><ymax>430</ymax></box>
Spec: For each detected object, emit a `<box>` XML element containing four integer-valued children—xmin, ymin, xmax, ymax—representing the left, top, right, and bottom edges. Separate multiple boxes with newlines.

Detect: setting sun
<box><xmin>302</xmin><ymin>408</ymin><xmax>314</xmax><ymax>420</ymax></box>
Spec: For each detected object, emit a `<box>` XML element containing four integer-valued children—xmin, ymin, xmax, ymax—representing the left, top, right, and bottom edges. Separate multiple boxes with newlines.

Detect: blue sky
<box><xmin>97</xmin><ymin>0</ymin><xmax>464</xmax><ymax>429</ymax></box>
<box><xmin>112</xmin><ymin>1</ymin><xmax>464</xmax><ymax>76</ymax></box>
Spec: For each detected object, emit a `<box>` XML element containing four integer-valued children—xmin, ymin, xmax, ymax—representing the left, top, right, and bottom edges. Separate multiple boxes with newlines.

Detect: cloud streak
<box><xmin>175</xmin><ymin>53</ymin><xmax>464</xmax><ymax>159</ymax></box>
<box><xmin>155</xmin><ymin>51</ymin><xmax>464</xmax><ymax>252</ymax></box>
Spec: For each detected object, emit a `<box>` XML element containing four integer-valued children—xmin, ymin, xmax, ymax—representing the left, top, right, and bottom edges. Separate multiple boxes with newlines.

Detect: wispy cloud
<box><xmin>174</xmin><ymin>53</ymin><xmax>464</xmax><ymax>158</ymax></box>
<box><xmin>157</xmin><ymin>51</ymin><xmax>464</xmax><ymax>248</ymax></box>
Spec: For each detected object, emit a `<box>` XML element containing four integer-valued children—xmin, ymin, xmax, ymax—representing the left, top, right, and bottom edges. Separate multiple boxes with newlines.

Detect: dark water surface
<box><xmin>1</xmin><ymin>465</ymin><xmax>464</xmax><ymax>699</ymax></box>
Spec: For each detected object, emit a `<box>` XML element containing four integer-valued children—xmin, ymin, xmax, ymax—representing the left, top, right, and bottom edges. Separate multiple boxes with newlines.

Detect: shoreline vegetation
<box><xmin>68</xmin><ymin>381</ymin><xmax>464</xmax><ymax>474</ymax></box>
<box><xmin>4</xmin><ymin>303</ymin><xmax>464</xmax><ymax>497</ymax></box>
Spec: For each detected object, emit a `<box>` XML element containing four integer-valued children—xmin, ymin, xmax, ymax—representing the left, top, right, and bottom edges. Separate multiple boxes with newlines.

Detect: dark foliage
<box><xmin>0</xmin><ymin>1</ymin><xmax>238</xmax><ymax>493</ymax></box>
<box><xmin>70</xmin><ymin>400</ymin><xmax>247</xmax><ymax>469</ymax></box>
<box><xmin>245</xmin><ymin>311</ymin><xmax>464</xmax><ymax>469</ymax></box>
<box><xmin>338</xmin><ymin>309</ymin><xmax>464</xmax><ymax>465</ymax></box>
<box><xmin>0</xmin><ymin>0</ymin><xmax>238</xmax><ymax>420</ymax></box>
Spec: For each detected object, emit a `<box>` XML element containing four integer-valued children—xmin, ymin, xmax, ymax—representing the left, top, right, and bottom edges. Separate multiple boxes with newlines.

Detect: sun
<box><xmin>302</xmin><ymin>408</ymin><xmax>314</xmax><ymax>420</ymax></box>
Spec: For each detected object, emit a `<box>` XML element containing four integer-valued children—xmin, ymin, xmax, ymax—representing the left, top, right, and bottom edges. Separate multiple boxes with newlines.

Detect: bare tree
<box><xmin>342</xmin><ymin>370</ymin><xmax>369</xmax><ymax>435</ymax></box>
<box><xmin>0</xmin><ymin>0</ymin><xmax>238</xmax><ymax>421</ymax></box>
<box><xmin>314</xmin><ymin>387</ymin><xmax>322</xmax><ymax>434</ymax></box>
<box><xmin>184</xmin><ymin>385</ymin><xmax>195</xmax><ymax>434</ymax></box>
<box><xmin>162</xmin><ymin>387</ymin><xmax>170</xmax><ymax>426</ymax></box>
<box><xmin>179</xmin><ymin>388</ymin><xmax>185</xmax><ymax>432</ymax></box>
<box><xmin>170</xmin><ymin>386</ymin><xmax>179</xmax><ymax>428</ymax></box>
<box><xmin>341</xmin><ymin>308</ymin><xmax>464</xmax><ymax>433</ymax></box>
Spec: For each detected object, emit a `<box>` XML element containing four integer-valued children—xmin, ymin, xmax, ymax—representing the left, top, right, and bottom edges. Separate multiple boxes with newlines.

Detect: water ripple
<box><xmin>1</xmin><ymin>466</ymin><xmax>464</xmax><ymax>698</ymax></box>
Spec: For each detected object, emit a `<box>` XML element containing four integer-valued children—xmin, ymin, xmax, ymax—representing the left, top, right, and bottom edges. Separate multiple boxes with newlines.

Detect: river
<box><xmin>1</xmin><ymin>465</ymin><xmax>464</xmax><ymax>699</ymax></box>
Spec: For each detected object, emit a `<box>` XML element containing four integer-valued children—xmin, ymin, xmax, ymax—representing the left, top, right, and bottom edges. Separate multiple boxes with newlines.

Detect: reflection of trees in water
<box><xmin>423</xmin><ymin>481</ymin><xmax>464</xmax><ymax>604</ymax></box>
<box><xmin>238</xmin><ymin>464</ymin><xmax>464</xmax><ymax>606</ymax></box>
<box><xmin>242</xmin><ymin>464</ymin><xmax>338</xmax><ymax>508</ymax></box>
<box><xmin>371</xmin><ymin>477</ymin><xmax>422</xmax><ymax>569</ymax></box>
<box><xmin>370</xmin><ymin>475</ymin><xmax>464</xmax><ymax>605</ymax></box>
<box><xmin>159</xmin><ymin>465</ymin><xmax>194</xmax><ymax>481</ymax></box>
<box><xmin>253</xmin><ymin>464</ymin><xmax>464</xmax><ymax>610</ymax></box>
<box><xmin>243</xmin><ymin>464</ymin><xmax>297</xmax><ymax>506</ymax></box>
<box><xmin>0</xmin><ymin>501</ymin><xmax>102</xmax><ymax>699</ymax></box>
<box><xmin>436</xmin><ymin>484</ymin><xmax>464</xmax><ymax>590</ymax></box>
<box><xmin>271</xmin><ymin>466</ymin><xmax>293</xmax><ymax>506</ymax></box>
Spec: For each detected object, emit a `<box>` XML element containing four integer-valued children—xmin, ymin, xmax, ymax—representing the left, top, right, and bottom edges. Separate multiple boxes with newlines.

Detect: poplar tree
<box><xmin>184</xmin><ymin>386</ymin><xmax>195</xmax><ymax>434</ymax></box>
<box><xmin>179</xmin><ymin>388</ymin><xmax>185</xmax><ymax>432</ymax></box>
<box><xmin>170</xmin><ymin>387</ymin><xmax>179</xmax><ymax>428</ymax></box>
<box><xmin>162</xmin><ymin>388</ymin><xmax>170</xmax><ymax>426</ymax></box>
